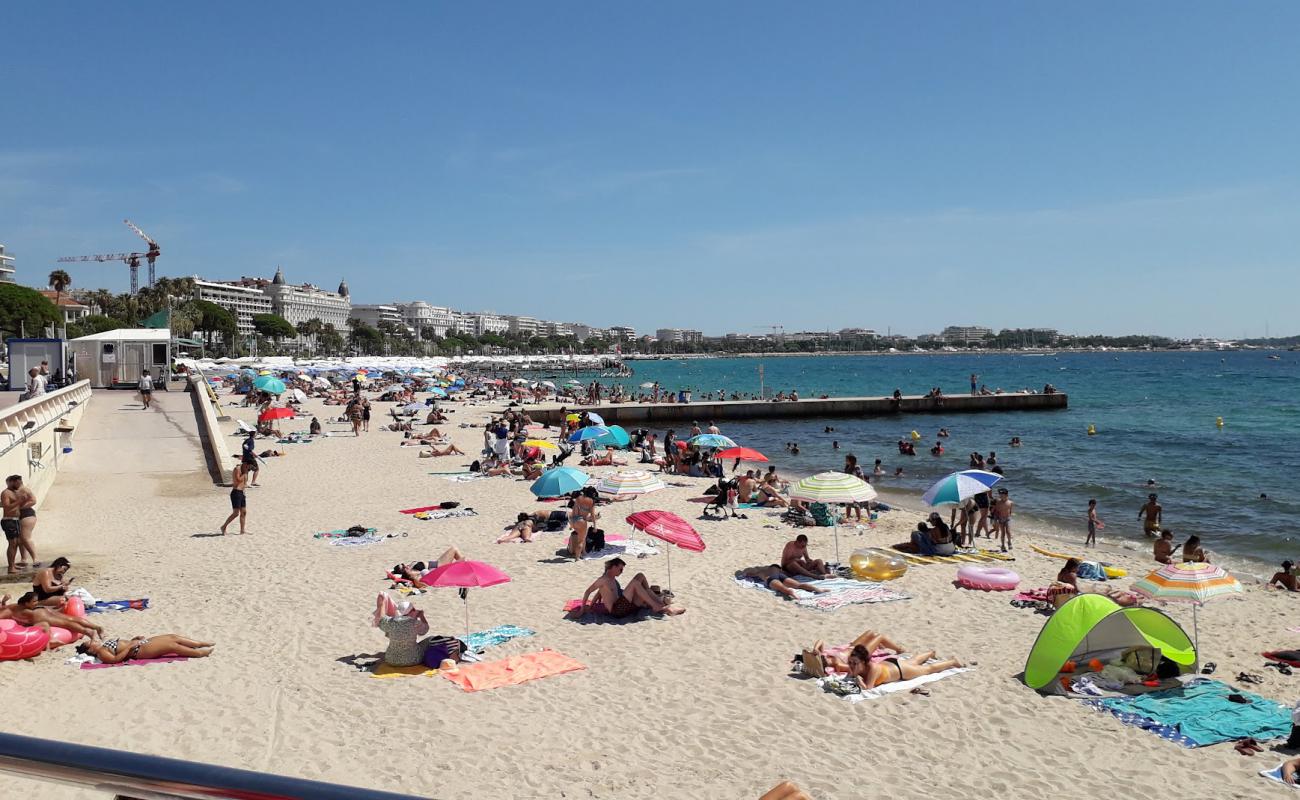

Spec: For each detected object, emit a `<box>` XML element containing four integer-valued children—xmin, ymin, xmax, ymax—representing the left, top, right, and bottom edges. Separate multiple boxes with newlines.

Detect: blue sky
<box><xmin>4</xmin><ymin>2</ymin><xmax>1299</xmax><ymax>338</ymax></box>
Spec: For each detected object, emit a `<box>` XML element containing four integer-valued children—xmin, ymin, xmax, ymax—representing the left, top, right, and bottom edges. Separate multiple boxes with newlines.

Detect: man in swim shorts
<box><xmin>1138</xmin><ymin>494</ymin><xmax>1162</xmax><ymax>538</ymax></box>
<box><xmin>220</xmin><ymin>463</ymin><xmax>249</xmax><ymax>535</ymax></box>
<box><xmin>781</xmin><ymin>534</ymin><xmax>833</xmax><ymax>579</ymax></box>
<box><xmin>2</xmin><ymin>475</ymin><xmax>37</xmax><ymax>573</ymax></box>
<box><xmin>579</xmin><ymin>558</ymin><xmax>683</xmax><ymax>618</ymax></box>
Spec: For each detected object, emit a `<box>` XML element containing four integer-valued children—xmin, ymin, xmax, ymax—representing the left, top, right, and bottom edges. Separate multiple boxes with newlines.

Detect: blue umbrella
<box><xmin>688</xmin><ymin>433</ymin><xmax>737</xmax><ymax>450</ymax></box>
<box><xmin>594</xmin><ymin>425</ymin><xmax>631</xmax><ymax>449</ymax></box>
<box><xmin>568</xmin><ymin>426</ymin><xmax>610</xmax><ymax>443</ymax></box>
<box><xmin>427</xmin><ymin>387</ymin><xmax>448</xmax><ymax>397</ymax></box>
<box><xmin>529</xmin><ymin>467</ymin><xmax>591</xmax><ymax>497</ymax></box>
<box><xmin>253</xmin><ymin>376</ymin><xmax>286</xmax><ymax>394</ymax></box>
<box><xmin>921</xmin><ymin>470</ymin><xmax>1003</xmax><ymax>506</ymax></box>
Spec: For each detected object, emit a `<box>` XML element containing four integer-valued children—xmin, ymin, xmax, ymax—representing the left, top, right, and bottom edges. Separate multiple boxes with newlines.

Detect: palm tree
<box><xmin>47</xmin><ymin>269</ymin><xmax>72</xmax><ymax>308</ymax></box>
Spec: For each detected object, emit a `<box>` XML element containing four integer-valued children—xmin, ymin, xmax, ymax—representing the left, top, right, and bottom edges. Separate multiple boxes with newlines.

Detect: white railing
<box><xmin>0</xmin><ymin>731</ymin><xmax>429</xmax><ymax>800</ymax></box>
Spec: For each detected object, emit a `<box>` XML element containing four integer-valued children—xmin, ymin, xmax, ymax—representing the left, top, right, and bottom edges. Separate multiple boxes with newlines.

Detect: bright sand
<box><xmin>3</xmin><ymin>390</ymin><xmax>1294</xmax><ymax>799</ymax></box>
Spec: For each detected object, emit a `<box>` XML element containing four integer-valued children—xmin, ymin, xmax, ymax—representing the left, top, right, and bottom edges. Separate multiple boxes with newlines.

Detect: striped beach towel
<box><xmin>734</xmin><ymin>576</ymin><xmax>910</xmax><ymax>611</ymax></box>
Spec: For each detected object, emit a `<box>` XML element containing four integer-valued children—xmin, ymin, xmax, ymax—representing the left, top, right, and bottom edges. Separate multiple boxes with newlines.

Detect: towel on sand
<box><xmin>465</xmin><ymin>625</ymin><xmax>535</xmax><ymax>652</ymax></box>
<box><xmin>85</xmin><ymin>598</ymin><xmax>150</xmax><ymax>613</ymax></box>
<box><xmin>81</xmin><ymin>657</ymin><xmax>189</xmax><ymax>670</ymax></box>
<box><xmin>371</xmin><ymin>662</ymin><xmax>439</xmax><ymax>679</ymax></box>
<box><xmin>817</xmin><ymin>665</ymin><xmax>974</xmax><ymax>703</ymax></box>
<box><xmin>441</xmin><ymin>650</ymin><xmax>585</xmax><ymax>692</ymax></box>
<box><xmin>331</xmin><ymin>533</ymin><xmax>387</xmax><ymax>547</ymax></box>
<box><xmin>399</xmin><ymin>505</ymin><xmax>451</xmax><ymax>515</ymax></box>
<box><xmin>414</xmin><ymin>509</ymin><xmax>478</xmax><ymax>521</ymax></box>
<box><xmin>581</xmin><ymin>537</ymin><xmax>659</xmax><ymax>559</ymax></box>
<box><xmin>314</xmin><ymin>527</ymin><xmax>378</xmax><ymax>539</ymax></box>
<box><xmin>734</xmin><ymin>576</ymin><xmax>911</xmax><ymax>611</ymax></box>
<box><xmin>1088</xmin><ymin>679</ymin><xmax>1292</xmax><ymax>747</ymax></box>
<box><xmin>1261</xmin><ymin>763</ymin><xmax>1300</xmax><ymax>788</ymax></box>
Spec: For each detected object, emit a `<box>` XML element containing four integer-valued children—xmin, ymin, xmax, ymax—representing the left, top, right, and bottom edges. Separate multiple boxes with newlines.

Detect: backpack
<box><xmin>809</xmin><ymin>503</ymin><xmax>835</xmax><ymax>527</ymax></box>
<box><xmin>585</xmin><ymin>528</ymin><xmax>606</xmax><ymax>552</ymax></box>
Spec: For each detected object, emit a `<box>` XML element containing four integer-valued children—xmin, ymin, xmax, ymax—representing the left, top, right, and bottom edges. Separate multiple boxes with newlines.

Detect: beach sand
<box><xmin>2</xmin><ymin>389</ymin><xmax>1294</xmax><ymax>799</ymax></box>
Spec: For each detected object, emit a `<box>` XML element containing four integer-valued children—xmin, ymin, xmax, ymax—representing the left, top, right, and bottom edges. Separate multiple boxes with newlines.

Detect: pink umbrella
<box><xmin>626</xmin><ymin>511</ymin><xmax>705</xmax><ymax>591</ymax></box>
<box><xmin>421</xmin><ymin>560</ymin><xmax>511</xmax><ymax>641</ymax></box>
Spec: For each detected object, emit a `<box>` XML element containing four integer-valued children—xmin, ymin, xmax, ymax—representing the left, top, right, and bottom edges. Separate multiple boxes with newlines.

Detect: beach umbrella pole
<box><xmin>832</xmin><ymin>519</ymin><xmax>841</xmax><ymax>565</ymax></box>
<box><xmin>665</xmin><ymin>546</ymin><xmax>672</xmax><ymax>592</ymax></box>
<box><xmin>464</xmin><ymin>595</ymin><xmax>471</xmax><ymax>644</ymax></box>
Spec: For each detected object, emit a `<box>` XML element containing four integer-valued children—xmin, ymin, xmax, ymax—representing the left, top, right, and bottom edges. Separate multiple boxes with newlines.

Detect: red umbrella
<box><xmin>626</xmin><ymin>511</ymin><xmax>705</xmax><ymax>590</ymax></box>
<box><xmin>715</xmin><ymin>447</ymin><xmax>768</xmax><ymax>462</ymax></box>
<box><xmin>258</xmin><ymin>407</ymin><xmax>295</xmax><ymax>421</ymax></box>
<box><xmin>421</xmin><ymin>560</ymin><xmax>511</xmax><ymax>641</ymax></box>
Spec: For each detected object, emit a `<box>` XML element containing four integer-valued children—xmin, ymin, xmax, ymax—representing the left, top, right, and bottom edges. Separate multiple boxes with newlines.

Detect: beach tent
<box><xmin>1023</xmin><ymin>594</ymin><xmax>1196</xmax><ymax>691</ymax></box>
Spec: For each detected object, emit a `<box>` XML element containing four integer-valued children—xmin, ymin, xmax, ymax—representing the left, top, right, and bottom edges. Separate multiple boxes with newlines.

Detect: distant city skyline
<box><xmin>4</xmin><ymin>4</ymin><xmax>1300</xmax><ymax>339</ymax></box>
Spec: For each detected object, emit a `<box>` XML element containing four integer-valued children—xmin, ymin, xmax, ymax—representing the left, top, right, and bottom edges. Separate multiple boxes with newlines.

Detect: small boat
<box><xmin>1268</xmin><ymin>354</ymin><xmax>1282</xmax><ymax>360</ymax></box>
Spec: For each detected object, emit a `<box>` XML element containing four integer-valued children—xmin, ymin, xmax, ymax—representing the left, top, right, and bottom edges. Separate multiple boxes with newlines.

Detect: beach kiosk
<box><xmin>69</xmin><ymin>328</ymin><xmax>172</xmax><ymax>389</ymax></box>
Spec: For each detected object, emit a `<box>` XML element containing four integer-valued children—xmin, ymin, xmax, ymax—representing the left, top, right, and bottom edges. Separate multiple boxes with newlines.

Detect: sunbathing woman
<box><xmin>77</xmin><ymin>634</ymin><xmax>215</xmax><ymax>663</ymax></box>
<box><xmin>846</xmin><ymin>644</ymin><xmax>963</xmax><ymax>690</ymax></box>
<box><xmin>736</xmin><ymin>565</ymin><xmax>828</xmax><ymax>599</ymax></box>
<box><xmin>580</xmin><ymin>449</ymin><xmax>627</xmax><ymax>467</ymax></box>
<box><xmin>423</xmin><ymin>443</ymin><xmax>465</xmax><ymax>457</ymax></box>
<box><xmin>390</xmin><ymin>547</ymin><xmax>467</xmax><ymax>588</ymax></box>
<box><xmin>9</xmin><ymin>592</ymin><xmax>104</xmax><ymax>642</ymax></box>
<box><xmin>497</xmin><ymin>513</ymin><xmax>538</xmax><ymax>544</ymax></box>
<box><xmin>756</xmin><ymin>476</ymin><xmax>788</xmax><ymax>507</ymax></box>
<box><xmin>803</xmin><ymin>630</ymin><xmax>906</xmax><ymax>676</ymax></box>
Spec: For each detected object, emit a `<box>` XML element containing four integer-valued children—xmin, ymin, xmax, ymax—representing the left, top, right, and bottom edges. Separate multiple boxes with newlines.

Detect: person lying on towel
<box><xmin>736</xmin><ymin>566</ymin><xmax>828</xmax><ymax>599</ymax></box>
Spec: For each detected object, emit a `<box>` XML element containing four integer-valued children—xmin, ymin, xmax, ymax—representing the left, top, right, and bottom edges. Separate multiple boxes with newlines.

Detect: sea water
<box><xmin>598</xmin><ymin>351</ymin><xmax>1300</xmax><ymax>567</ymax></box>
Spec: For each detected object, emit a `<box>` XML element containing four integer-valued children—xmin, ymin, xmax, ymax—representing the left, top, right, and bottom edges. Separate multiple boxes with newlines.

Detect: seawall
<box><xmin>531</xmin><ymin>392</ymin><xmax>1067</xmax><ymax>426</ymax></box>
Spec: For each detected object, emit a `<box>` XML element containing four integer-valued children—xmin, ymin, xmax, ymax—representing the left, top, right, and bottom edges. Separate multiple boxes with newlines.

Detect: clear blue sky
<box><xmin>4</xmin><ymin>2</ymin><xmax>1299</xmax><ymax>338</ymax></box>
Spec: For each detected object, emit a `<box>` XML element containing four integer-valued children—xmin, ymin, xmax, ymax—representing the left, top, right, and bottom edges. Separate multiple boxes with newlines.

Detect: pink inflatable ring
<box><xmin>957</xmin><ymin>565</ymin><xmax>1020</xmax><ymax>591</ymax></box>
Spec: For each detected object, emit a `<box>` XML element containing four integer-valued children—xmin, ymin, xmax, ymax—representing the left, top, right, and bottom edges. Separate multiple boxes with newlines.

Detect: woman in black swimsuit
<box><xmin>77</xmin><ymin>634</ymin><xmax>216</xmax><ymax>663</ymax></box>
<box><xmin>32</xmin><ymin>556</ymin><xmax>72</xmax><ymax>606</ymax></box>
<box><xmin>847</xmin><ymin>644</ymin><xmax>964</xmax><ymax>690</ymax></box>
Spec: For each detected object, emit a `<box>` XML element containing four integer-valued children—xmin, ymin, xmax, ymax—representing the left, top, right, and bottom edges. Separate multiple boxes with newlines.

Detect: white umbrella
<box><xmin>290</xmin><ymin>388</ymin><xmax>308</xmax><ymax>403</ymax></box>
<box><xmin>788</xmin><ymin>472</ymin><xmax>877</xmax><ymax>564</ymax></box>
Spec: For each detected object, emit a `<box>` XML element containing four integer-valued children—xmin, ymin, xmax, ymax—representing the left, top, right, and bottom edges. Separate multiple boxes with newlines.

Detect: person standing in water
<box><xmin>1085</xmin><ymin>499</ymin><xmax>1102</xmax><ymax>547</ymax></box>
<box><xmin>1138</xmin><ymin>493</ymin><xmax>1162</xmax><ymax>538</ymax></box>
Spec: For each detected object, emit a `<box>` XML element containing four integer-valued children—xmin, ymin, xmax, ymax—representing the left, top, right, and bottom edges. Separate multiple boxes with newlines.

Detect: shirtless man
<box><xmin>7</xmin><ymin>591</ymin><xmax>104</xmax><ymax>643</ymax></box>
<box><xmin>3</xmin><ymin>474</ymin><xmax>37</xmax><ymax>573</ymax></box>
<box><xmin>737</xmin><ymin>565</ymin><xmax>828</xmax><ymax>599</ymax></box>
<box><xmin>579</xmin><ymin>558</ymin><xmax>683</xmax><ymax>617</ymax></box>
<box><xmin>220</xmin><ymin>463</ymin><xmax>250</xmax><ymax>535</ymax></box>
<box><xmin>738</xmin><ymin>470</ymin><xmax>758</xmax><ymax>505</ymax></box>
<box><xmin>1153</xmin><ymin>529</ymin><xmax>1175</xmax><ymax>564</ymax></box>
<box><xmin>781</xmin><ymin>534</ymin><xmax>833</xmax><ymax>579</ymax></box>
<box><xmin>1138</xmin><ymin>493</ymin><xmax>1162</xmax><ymax>538</ymax></box>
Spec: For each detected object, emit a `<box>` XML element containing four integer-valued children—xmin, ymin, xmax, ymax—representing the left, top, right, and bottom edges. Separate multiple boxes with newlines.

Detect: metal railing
<box><xmin>0</xmin><ymin>731</ymin><xmax>430</xmax><ymax>800</ymax></box>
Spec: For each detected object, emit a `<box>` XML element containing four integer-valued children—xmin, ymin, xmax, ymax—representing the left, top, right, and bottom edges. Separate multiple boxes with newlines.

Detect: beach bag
<box><xmin>545</xmin><ymin>510</ymin><xmax>569</xmax><ymax>531</ymax></box>
<box><xmin>1122</xmin><ymin>646</ymin><xmax>1161</xmax><ymax>675</ymax></box>
<box><xmin>422</xmin><ymin>636</ymin><xmax>464</xmax><ymax>667</ymax></box>
<box><xmin>810</xmin><ymin>503</ymin><xmax>835</xmax><ymax>527</ymax></box>
<box><xmin>345</xmin><ymin>525</ymin><xmax>369</xmax><ymax>538</ymax></box>
<box><xmin>586</xmin><ymin>528</ymin><xmax>606</xmax><ymax>552</ymax></box>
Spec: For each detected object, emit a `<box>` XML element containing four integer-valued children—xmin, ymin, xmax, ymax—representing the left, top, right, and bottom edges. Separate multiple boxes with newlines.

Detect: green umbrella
<box><xmin>253</xmin><ymin>376</ymin><xmax>287</xmax><ymax>394</ymax></box>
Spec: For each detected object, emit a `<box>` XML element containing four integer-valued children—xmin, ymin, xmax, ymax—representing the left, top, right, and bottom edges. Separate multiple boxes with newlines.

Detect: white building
<box><xmin>608</xmin><ymin>325</ymin><xmax>636</xmax><ymax>341</ymax></box>
<box><xmin>451</xmin><ymin>311</ymin><xmax>509</xmax><ymax>337</ymax></box>
<box><xmin>395</xmin><ymin>301</ymin><xmax>455</xmax><ymax>338</ymax></box>
<box><xmin>656</xmin><ymin>328</ymin><xmax>703</xmax><ymax>344</ymax></box>
<box><xmin>542</xmin><ymin>321</ymin><xmax>573</xmax><ymax>338</ymax></box>
<box><xmin>505</xmin><ymin>315</ymin><xmax>543</xmax><ymax>337</ymax></box>
<box><xmin>350</xmin><ymin>304</ymin><xmax>404</xmax><ymax>330</ymax></box>
<box><xmin>37</xmin><ymin>290</ymin><xmax>92</xmax><ymax>326</ymax></box>
<box><xmin>193</xmin><ymin>278</ymin><xmax>273</xmax><ymax>336</ymax></box>
<box><xmin>568</xmin><ymin>324</ymin><xmax>604</xmax><ymax>342</ymax></box>
<box><xmin>0</xmin><ymin>244</ymin><xmax>14</xmax><ymax>283</ymax></box>
<box><xmin>260</xmin><ymin>269</ymin><xmax>351</xmax><ymax>330</ymax></box>
<box><xmin>940</xmin><ymin>325</ymin><xmax>993</xmax><ymax>344</ymax></box>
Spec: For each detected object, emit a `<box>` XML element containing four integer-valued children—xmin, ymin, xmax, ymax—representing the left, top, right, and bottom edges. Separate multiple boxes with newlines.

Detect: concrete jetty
<box><xmin>531</xmin><ymin>392</ymin><xmax>1067</xmax><ymax>426</ymax></box>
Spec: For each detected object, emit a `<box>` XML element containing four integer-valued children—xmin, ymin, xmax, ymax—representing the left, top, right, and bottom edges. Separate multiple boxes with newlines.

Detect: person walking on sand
<box><xmin>1086</xmin><ymin>498</ymin><xmax>1103</xmax><ymax>547</ymax></box>
<box><xmin>139</xmin><ymin>369</ymin><xmax>155</xmax><ymax>410</ymax></box>
<box><xmin>220</xmin><ymin>462</ymin><xmax>250</xmax><ymax>535</ymax></box>
<box><xmin>240</xmin><ymin>431</ymin><xmax>260</xmax><ymax>486</ymax></box>
<box><xmin>1138</xmin><ymin>493</ymin><xmax>1162</xmax><ymax>538</ymax></box>
<box><xmin>2</xmin><ymin>475</ymin><xmax>37</xmax><ymax>573</ymax></box>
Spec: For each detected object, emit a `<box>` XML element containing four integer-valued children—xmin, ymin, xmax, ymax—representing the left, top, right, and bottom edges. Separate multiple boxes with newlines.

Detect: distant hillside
<box><xmin>1241</xmin><ymin>335</ymin><xmax>1300</xmax><ymax>347</ymax></box>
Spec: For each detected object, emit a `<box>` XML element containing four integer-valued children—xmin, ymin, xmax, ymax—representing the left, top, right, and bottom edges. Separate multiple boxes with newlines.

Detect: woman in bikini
<box><xmin>803</xmin><ymin>630</ymin><xmax>906</xmax><ymax>676</ymax></box>
<box><xmin>497</xmin><ymin>513</ymin><xmax>538</xmax><ymax>544</ymax></box>
<box><xmin>32</xmin><ymin>557</ymin><xmax>72</xmax><ymax>607</ymax></box>
<box><xmin>847</xmin><ymin>644</ymin><xmax>963</xmax><ymax>690</ymax></box>
<box><xmin>77</xmin><ymin>634</ymin><xmax>215</xmax><ymax>663</ymax></box>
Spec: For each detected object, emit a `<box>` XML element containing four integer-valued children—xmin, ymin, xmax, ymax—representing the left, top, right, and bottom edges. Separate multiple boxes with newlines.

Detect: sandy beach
<box><xmin>3</xmin><ymin>387</ymin><xmax>1295</xmax><ymax>800</ymax></box>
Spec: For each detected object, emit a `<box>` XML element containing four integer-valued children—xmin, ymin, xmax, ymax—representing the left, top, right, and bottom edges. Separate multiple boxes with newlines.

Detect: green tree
<box><xmin>318</xmin><ymin>323</ymin><xmax>344</xmax><ymax>356</ymax></box>
<box><xmin>252</xmin><ymin>313</ymin><xmax>297</xmax><ymax>346</ymax></box>
<box><xmin>47</xmin><ymin>269</ymin><xmax>72</xmax><ymax>311</ymax></box>
<box><xmin>193</xmin><ymin>300</ymin><xmax>237</xmax><ymax>352</ymax></box>
<box><xmin>0</xmin><ymin>283</ymin><xmax>59</xmax><ymax>339</ymax></box>
<box><xmin>347</xmin><ymin>319</ymin><xmax>384</xmax><ymax>355</ymax></box>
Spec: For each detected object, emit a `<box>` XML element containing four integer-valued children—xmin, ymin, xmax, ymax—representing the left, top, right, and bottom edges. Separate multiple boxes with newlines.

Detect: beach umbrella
<box><xmin>427</xmin><ymin>387</ymin><xmax>448</xmax><ymax>397</ymax></box>
<box><xmin>541</xmin><ymin>381</ymin><xmax>557</xmax><ymax>389</ymax></box>
<box><xmin>523</xmin><ymin>439</ymin><xmax>560</xmax><ymax>452</ymax></box>
<box><xmin>566</xmin><ymin>379</ymin><xmax>583</xmax><ymax>386</ymax></box>
<box><xmin>715</xmin><ymin>447</ymin><xmax>768</xmax><ymax>463</ymax></box>
<box><xmin>253</xmin><ymin>376</ymin><xmax>286</xmax><ymax>395</ymax></box>
<box><xmin>921</xmin><ymin>470</ymin><xmax>1003</xmax><ymax>506</ymax></box>
<box><xmin>688</xmin><ymin>433</ymin><xmax>737</xmax><ymax>450</ymax></box>
<box><xmin>626</xmin><ymin>510</ymin><xmax>705</xmax><ymax>591</ymax></box>
<box><xmin>258</xmin><ymin>407</ymin><xmax>295</xmax><ymax>422</ymax></box>
<box><xmin>585</xmin><ymin>412</ymin><xmax>605</xmax><ymax>426</ymax></box>
<box><xmin>567</xmin><ymin>426</ymin><xmax>610</xmax><ymax>443</ymax></box>
<box><xmin>313</xmin><ymin>377</ymin><xmax>331</xmax><ymax>389</ymax></box>
<box><xmin>420</xmin><ymin>560</ymin><xmax>511</xmax><ymax>642</ymax></box>
<box><xmin>290</xmin><ymin>388</ymin><xmax>308</xmax><ymax>404</ymax></box>
<box><xmin>789</xmin><ymin>472</ymin><xmax>877</xmax><ymax>564</ymax></box>
<box><xmin>639</xmin><ymin>382</ymin><xmax>655</xmax><ymax>389</ymax></box>
<box><xmin>597</xmin><ymin>470</ymin><xmax>666</xmax><ymax>538</ymax></box>
<box><xmin>565</xmin><ymin>413</ymin><xmax>581</xmax><ymax>423</ymax></box>
<box><xmin>512</xmin><ymin>378</ymin><xmax>529</xmax><ymax>385</ymax></box>
<box><xmin>1130</xmin><ymin>562</ymin><xmax>1242</xmax><ymax>652</ymax></box>
<box><xmin>594</xmin><ymin>425</ymin><xmax>631</xmax><ymax>449</ymax></box>
<box><xmin>529</xmin><ymin>466</ymin><xmax>591</xmax><ymax>497</ymax></box>
<box><xmin>400</xmin><ymin>402</ymin><xmax>425</xmax><ymax>415</ymax></box>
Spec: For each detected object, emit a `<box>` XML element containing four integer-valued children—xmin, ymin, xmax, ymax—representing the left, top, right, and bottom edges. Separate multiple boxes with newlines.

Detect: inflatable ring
<box><xmin>0</xmin><ymin>619</ymin><xmax>52</xmax><ymax>661</ymax></box>
<box><xmin>957</xmin><ymin>565</ymin><xmax>1020</xmax><ymax>591</ymax></box>
<box><xmin>849</xmin><ymin>549</ymin><xmax>908</xmax><ymax>581</ymax></box>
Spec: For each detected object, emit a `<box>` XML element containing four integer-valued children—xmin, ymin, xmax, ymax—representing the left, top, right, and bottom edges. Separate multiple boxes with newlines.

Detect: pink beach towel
<box><xmin>81</xmin><ymin>656</ymin><xmax>189</xmax><ymax>670</ymax></box>
<box><xmin>563</xmin><ymin>599</ymin><xmax>608</xmax><ymax>614</ymax></box>
<box><xmin>440</xmin><ymin>649</ymin><xmax>586</xmax><ymax>692</ymax></box>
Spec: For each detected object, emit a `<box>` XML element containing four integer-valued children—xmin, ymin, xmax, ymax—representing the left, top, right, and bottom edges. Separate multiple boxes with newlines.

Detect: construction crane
<box><xmin>57</xmin><ymin>220</ymin><xmax>161</xmax><ymax>294</ymax></box>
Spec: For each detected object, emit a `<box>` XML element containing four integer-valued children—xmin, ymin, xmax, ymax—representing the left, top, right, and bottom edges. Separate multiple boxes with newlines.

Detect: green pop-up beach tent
<box><xmin>1023</xmin><ymin>594</ymin><xmax>1197</xmax><ymax>690</ymax></box>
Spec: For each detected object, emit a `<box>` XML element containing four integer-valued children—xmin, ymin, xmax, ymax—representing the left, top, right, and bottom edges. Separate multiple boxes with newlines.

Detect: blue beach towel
<box><xmin>464</xmin><ymin>625</ymin><xmax>536</xmax><ymax>652</ymax></box>
<box><xmin>1087</xmin><ymin>679</ymin><xmax>1291</xmax><ymax>747</ymax></box>
<box><xmin>85</xmin><ymin>598</ymin><xmax>149</xmax><ymax>613</ymax></box>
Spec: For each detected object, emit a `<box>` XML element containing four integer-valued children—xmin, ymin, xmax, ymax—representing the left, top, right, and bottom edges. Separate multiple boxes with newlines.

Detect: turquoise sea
<box><xmin>597</xmin><ymin>351</ymin><xmax>1300</xmax><ymax>567</ymax></box>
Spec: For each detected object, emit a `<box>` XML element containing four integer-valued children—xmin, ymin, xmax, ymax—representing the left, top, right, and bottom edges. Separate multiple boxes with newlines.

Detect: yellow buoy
<box><xmin>1216</xmin><ymin>417</ymin><xmax>1224</xmax><ymax>428</ymax></box>
<box><xmin>910</xmin><ymin>430</ymin><xmax>921</xmax><ymax>441</ymax></box>
<box><xmin>1087</xmin><ymin>424</ymin><xmax>1097</xmax><ymax>436</ymax></box>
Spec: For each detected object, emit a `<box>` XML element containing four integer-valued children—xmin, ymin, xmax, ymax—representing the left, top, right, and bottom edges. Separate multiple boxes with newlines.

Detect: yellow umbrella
<box><xmin>524</xmin><ymin>439</ymin><xmax>559</xmax><ymax>451</ymax></box>
<box><xmin>565</xmin><ymin>413</ymin><xmax>580</xmax><ymax>422</ymax></box>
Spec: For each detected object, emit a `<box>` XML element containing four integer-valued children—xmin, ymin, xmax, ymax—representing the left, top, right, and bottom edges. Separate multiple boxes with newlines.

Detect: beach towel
<box><xmin>371</xmin><ymin>662</ymin><xmax>439</xmax><ymax>679</ymax></box>
<box><xmin>81</xmin><ymin>657</ymin><xmax>189</xmax><ymax>670</ymax></box>
<box><xmin>331</xmin><ymin>533</ymin><xmax>387</xmax><ymax>547</ymax></box>
<box><xmin>893</xmin><ymin>548</ymin><xmax>1014</xmax><ymax>566</ymax></box>
<box><xmin>85</xmin><ymin>598</ymin><xmax>150</xmax><ymax>613</ymax></box>
<box><xmin>440</xmin><ymin>649</ymin><xmax>585</xmax><ymax>692</ymax></box>
<box><xmin>581</xmin><ymin>538</ymin><xmax>659</xmax><ymax>560</ymax></box>
<box><xmin>1085</xmin><ymin>679</ymin><xmax>1291</xmax><ymax>747</ymax></box>
<box><xmin>399</xmin><ymin>504</ymin><xmax>453</xmax><ymax>515</ymax></box>
<box><xmin>314</xmin><ymin>527</ymin><xmax>378</xmax><ymax>539</ymax></box>
<box><xmin>1264</xmin><ymin>651</ymin><xmax>1300</xmax><ymax>667</ymax></box>
<box><xmin>734</xmin><ymin>576</ymin><xmax>910</xmax><ymax>611</ymax></box>
<box><xmin>1014</xmin><ymin>587</ymin><xmax>1052</xmax><ymax>603</ymax></box>
<box><xmin>816</xmin><ymin>665</ymin><xmax>974</xmax><ymax>703</ymax></box>
<box><xmin>1261</xmin><ymin>764</ymin><xmax>1300</xmax><ymax>789</ymax></box>
<box><xmin>440</xmin><ymin>473</ymin><xmax>487</xmax><ymax>482</ymax></box>
<box><xmin>465</xmin><ymin>625</ymin><xmax>535</xmax><ymax>652</ymax></box>
<box><xmin>414</xmin><ymin>509</ymin><xmax>478</xmax><ymax>521</ymax></box>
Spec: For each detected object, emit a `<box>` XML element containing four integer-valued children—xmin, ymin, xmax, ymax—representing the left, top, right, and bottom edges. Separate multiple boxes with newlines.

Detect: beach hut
<box><xmin>1022</xmin><ymin>594</ymin><xmax>1197</xmax><ymax>691</ymax></box>
<box><xmin>69</xmin><ymin>328</ymin><xmax>173</xmax><ymax>389</ymax></box>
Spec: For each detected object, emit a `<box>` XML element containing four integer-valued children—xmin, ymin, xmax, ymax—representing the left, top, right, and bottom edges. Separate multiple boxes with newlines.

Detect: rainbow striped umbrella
<box><xmin>1131</xmin><ymin>561</ymin><xmax>1242</xmax><ymax>652</ymax></box>
<box><xmin>596</xmin><ymin>470</ymin><xmax>665</xmax><ymax>497</ymax></box>
<box><xmin>789</xmin><ymin>472</ymin><xmax>877</xmax><ymax>564</ymax></box>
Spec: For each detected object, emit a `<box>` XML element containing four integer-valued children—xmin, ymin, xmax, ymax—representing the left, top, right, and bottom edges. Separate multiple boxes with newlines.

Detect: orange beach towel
<box><xmin>441</xmin><ymin>649</ymin><xmax>586</xmax><ymax>692</ymax></box>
